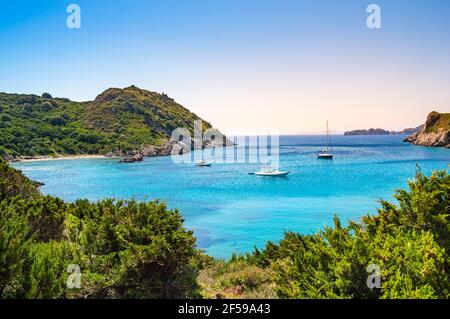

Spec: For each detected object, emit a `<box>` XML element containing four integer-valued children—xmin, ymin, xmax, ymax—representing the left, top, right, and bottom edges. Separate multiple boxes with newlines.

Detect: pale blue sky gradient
<box><xmin>1</xmin><ymin>0</ymin><xmax>450</xmax><ymax>133</ymax></box>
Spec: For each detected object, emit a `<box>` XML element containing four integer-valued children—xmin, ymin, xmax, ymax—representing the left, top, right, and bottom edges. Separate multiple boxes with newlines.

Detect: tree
<box><xmin>67</xmin><ymin>199</ymin><xmax>201</xmax><ymax>298</ymax></box>
<box><xmin>272</xmin><ymin>171</ymin><xmax>450</xmax><ymax>299</ymax></box>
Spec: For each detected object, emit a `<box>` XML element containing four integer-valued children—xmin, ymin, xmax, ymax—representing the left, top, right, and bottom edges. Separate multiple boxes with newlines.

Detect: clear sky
<box><xmin>1</xmin><ymin>0</ymin><xmax>450</xmax><ymax>134</ymax></box>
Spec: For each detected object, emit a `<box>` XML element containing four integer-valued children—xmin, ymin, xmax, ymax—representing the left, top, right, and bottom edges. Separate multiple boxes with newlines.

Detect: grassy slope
<box><xmin>424</xmin><ymin>111</ymin><xmax>450</xmax><ymax>133</ymax></box>
<box><xmin>0</xmin><ymin>86</ymin><xmax>211</xmax><ymax>158</ymax></box>
<box><xmin>0</xmin><ymin>158</ymin><xmax>41</xmax><ymax>200</ymax></box>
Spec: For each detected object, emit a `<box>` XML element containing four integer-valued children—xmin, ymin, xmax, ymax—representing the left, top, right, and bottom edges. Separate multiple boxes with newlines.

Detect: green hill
<box><xmin>0</xmin><ymin>86</ymin><xmax>213</xmax><ymax>159</ymax></box>
<box><xmin>423</xmin><ymin>111</ymin><xmax>450</xmax><ymax>133</ymax></box>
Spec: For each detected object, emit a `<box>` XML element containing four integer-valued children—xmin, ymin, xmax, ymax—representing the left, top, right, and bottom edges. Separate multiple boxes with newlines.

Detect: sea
<box><xmin>12</xmin><ymin>135</ymin><xmax>450</xmax><ymax>258</ymax></box>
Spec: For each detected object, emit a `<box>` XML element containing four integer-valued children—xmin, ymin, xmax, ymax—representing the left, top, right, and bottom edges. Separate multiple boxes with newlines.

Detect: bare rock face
<box><xmin>139</xmin><ymin>140</ymin><xmax>179</xmax><ymax>157</ymax></box>
<box><xmin>404</xmin><ymin>130</ymin><xmax>449</xmax><ymax>147</ymax></box>
<box><xmin>119</xmin><ymin>154</ymin><xmax>144</xmax><ymax>163</ymax></box>
<box><xmin>404</xmin><ymin>111</ymin><xmax>450</xmax><ymax>148</ymax></box>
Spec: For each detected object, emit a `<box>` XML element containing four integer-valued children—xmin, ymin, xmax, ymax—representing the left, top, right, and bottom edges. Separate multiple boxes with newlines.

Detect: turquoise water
<box><xmin>12</xmin><ymin>135</ymin><xmax>449</xmax><ymax>258</ymax></box>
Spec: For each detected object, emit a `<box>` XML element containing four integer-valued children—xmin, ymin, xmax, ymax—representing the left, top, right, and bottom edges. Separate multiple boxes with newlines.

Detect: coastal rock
<box><xmin>139</xmin><ymin>139</ymin><xmax>179</xmax><ymax>157</ymax></box>
<box><xmin>344</xmin><ymin>128</ymin><xmax>391</xmax><ymax>136</ymax></box>
<box><xmin>404</xmin><ymin>111</ymin><xmax>450</xmax><ymax>148</ymax></box>
<box><xmin>120</xmin><ymin>154</ymin><xmax>144</xmax><ymax>163</ymax></box>
<box><xmin>344</xmin><ymin>125</ymin><xmax>423</xmax><ymax>136</ymax></box>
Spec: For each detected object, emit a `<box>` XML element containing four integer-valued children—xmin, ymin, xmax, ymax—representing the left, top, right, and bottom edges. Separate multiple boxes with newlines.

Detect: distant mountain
<box><xmin>404</xmin><ymin>111</ymin><xmax>450</xmax><ymax>148</ymax></box>
<box><xmin>344</xmin><ymin>126</ymin><xmax>423</xmax><ymax>136</ymax></box>
<box><xmin>0</xmin><ymin>86</ymin><xmax>225</xmax><ymax>160</ymax></box>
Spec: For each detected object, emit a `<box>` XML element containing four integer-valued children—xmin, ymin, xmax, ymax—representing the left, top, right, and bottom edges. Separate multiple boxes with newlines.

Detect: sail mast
<box><xmin>327</xmin><ymin>121</ymin><xmax>333</xmax><ymax>153</ymax></box>
<box><xmin>326</xmin><ymin>121</ymin><xmax>330</xmax><ymax>152</ymax></box>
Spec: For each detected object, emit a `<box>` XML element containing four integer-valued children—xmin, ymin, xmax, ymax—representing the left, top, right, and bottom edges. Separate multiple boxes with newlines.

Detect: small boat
<box><xmin>253</xmin><ymin>167</ymin><xmax>290</xmax><ymax>177</ymax></box>
<box><xmin>195</xmin><ymin>160</ymin><xmax>213</xmax><ymax>167</ymax></box>
<box><xmin>317</xmin><ymin>151</ymin><xmax>333</xmax><ymax>159</ymax></box>
<box><xmin>318</xmin><ymin>121</ymin><xmax>334</xmax><ymax>159</ymax></box>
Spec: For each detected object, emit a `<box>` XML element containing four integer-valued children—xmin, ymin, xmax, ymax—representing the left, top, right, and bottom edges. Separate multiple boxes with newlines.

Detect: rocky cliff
<box><xmin>404</xmin><ymin>111</ymin><xmax>450</xmax><ymax>148</ymax></box>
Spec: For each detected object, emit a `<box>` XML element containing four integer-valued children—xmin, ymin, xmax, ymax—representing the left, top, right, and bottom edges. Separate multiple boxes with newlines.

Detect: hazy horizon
<box><xmin>1</xmin><ymin>0</ymin><xmax>449</xmax><ymax>134</ymax></box>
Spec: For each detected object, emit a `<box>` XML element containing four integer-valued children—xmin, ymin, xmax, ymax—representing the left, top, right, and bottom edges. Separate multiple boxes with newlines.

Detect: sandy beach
<box><xmin>14</xmin><ymin>154</ymin><xmax>116</xmax><ymax>163</ymax></box>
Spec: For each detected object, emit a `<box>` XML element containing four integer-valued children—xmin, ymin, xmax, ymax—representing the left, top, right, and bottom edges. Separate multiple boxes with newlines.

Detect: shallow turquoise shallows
<box><xmin>12</xmin><ymin>135</ymin><xmax>449</xmax><ymax>258</ymax></box>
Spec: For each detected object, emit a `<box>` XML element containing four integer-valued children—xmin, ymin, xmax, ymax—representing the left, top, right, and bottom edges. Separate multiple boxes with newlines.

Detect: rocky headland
<box><xmin>404</xmin><ymin>111</ymin><xmax>450</xmax><ymax>148</ymax></box>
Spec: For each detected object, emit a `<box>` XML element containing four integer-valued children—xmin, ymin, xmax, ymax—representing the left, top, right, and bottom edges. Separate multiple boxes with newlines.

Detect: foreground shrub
<box><xmin>198</xmin><ymin>259</ymin><xmax>276</xmax><ymax>299</ymax></box>
<box><xmin>268</xmin><ymin>171</ymin><xmax>450</xmax><ymax>299</ymax></box>
<box><xmin>0</xmin><ymin>161</ymin><xmax>201</xmax><ymax>299</ymax></box>
<box><xmin>66</xmin><ymin>199</ymin><xmax>200</xmax><ymax>298</ymax></box>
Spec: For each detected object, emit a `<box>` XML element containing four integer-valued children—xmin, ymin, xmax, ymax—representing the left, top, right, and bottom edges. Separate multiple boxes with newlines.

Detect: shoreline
<box><xmin>13</xmin><ymin>154</ymin><xmax>116</xmax><ymax>163</ymax></box>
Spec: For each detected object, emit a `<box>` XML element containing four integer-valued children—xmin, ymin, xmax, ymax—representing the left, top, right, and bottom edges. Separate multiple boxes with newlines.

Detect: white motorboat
<box><xmin>253</xmin><ymin>167</ymin><xmax>290</xmax><ymax>177</ymax></box>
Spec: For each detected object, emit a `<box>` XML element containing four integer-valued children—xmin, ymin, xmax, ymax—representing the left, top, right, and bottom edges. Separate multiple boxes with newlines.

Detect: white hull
<box><xmin>255</xmin><ymin>171</ymin><xmax>290</xmax><ymax>177</ymax></box>
<box><xmin>318</xmin><ymin>153</ymin><xmax>333</xmax><ymax>159</ymax></box>
<box><xmin>195</xmin><ymin>160</ymin><xmax>213</xmax><ymax>167</ymax></box>
<box><xmin>196</xmin><ymin>163</ymin><xmax>212</xmax><ymax>167</ymax></box>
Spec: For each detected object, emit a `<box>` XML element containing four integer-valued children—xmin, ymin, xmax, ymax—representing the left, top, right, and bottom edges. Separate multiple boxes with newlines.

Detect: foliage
<box><xmin>241</xmin><ymin>171</ymin><xmax>450</xmax><ymax>299</ymax></box>
<box><xmin>1</xmin><ymin>156</ymin><xmax>449</xmax><ymax>299</ymax></box>
<box><xmin>424</xmin><ymin>111</ymin><xmax>450</xmax><ymax>133</ymax></box>
<box><xmin>66</xmin><ymin>199</ymin><xmax>201</xmax><ymax>298</ymax></box>
<box><xmin>0</xmin><ymin>161</ymin><xmax>200</xmax><ymax>299</ymax></box>
<box><xmin>0</xmin><ymin>86</ymin><xmax>212</xmax><ymax>158</ymax></box>
<box><xmin>0</xmin><ymin>201</ymin><xmax>32</xmax><ymax>297</ymax></box>
<box><xmin>198</xmin><ymin>258</ymin><xmax>276</xmax><ymax>299</ymax></box>
<box><xmin>0</xmin><ymin>158</ymin><xmax>41</xmax><ymax>200</ymax></box>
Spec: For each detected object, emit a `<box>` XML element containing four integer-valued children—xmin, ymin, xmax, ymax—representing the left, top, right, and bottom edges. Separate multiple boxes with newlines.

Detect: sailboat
<box><xmin>195</xmin><ymin>147</ymin><xmax>214</xmax><ymax>167</ymax></box>
<box><xmin>317</xmin><ymin>121</ymin><xmax>334</xmax><ymax>159</ymax></box>
<box><xmin>195</xmin><ymin>159</ymin><xmax>213</xmax><ymax>167</ymax></box>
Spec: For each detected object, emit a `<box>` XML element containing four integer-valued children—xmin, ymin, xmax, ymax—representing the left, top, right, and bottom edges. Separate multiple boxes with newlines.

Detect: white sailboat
<box><xmin>195</xmin><ymin>160</ymin><xmax>213</xmax><ymax>167</ymax></box>
<box><xmin>318</xmin><ymin>121</ymin><xmax>334</xmax><ymax>159</ymax></box>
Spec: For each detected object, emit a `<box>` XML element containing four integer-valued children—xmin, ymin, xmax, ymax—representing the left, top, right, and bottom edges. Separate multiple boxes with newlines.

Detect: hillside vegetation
<box><xmin>0</xmin><ymin>86</ymin><xmax>212</xmax><ymax>159</ymax></box>
<box><xmin>424</xmin><ymin>112</ymin><xmax>450</xmax><ymax>133</ymax></box>
<box><xmin>1</xmin><ymin>158</ymin><xmax>449</xmax><ymax>299</ymax></box>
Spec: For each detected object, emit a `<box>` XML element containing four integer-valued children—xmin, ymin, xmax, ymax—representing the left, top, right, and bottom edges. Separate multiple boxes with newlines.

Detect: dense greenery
<box><xmin>0</xmin><ymin>158</ymin><xmax>41</xmax><ymax>200</ymax></box>
<box><xmin>199</xmin><ymin>171</ymin><xmax>450</xmax><ymax>299</ymax></box>
<box><xmin>0</xmin><ymin>86</ymin><xmax>211</xmax><ymax>158</ymax></box>
<box><xmin>0</xmin><ymin>157</ymin><xmax>449</xmax><ymax>299</ymax></box>
<box><xmin>0</xmin><ymin>158</ymin><xmax>200</xmax><ymax>298</ymax></box>
<box><xmin>424</xmin><ymin>111</ymin><xmax>450</xmax><ymax>133</ymax></box>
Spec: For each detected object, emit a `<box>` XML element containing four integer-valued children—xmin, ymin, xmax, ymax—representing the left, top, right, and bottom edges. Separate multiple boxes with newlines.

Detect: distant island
<box><xmin>344</xmin><ymin>126</ymin><xmax>423</xmax><ymax>136</ymax></box>
<box><xmin>404</xmin><ymin>111</ymin><xmax>450</xmax><ymax>148</ymax></box>
<box><xmin>0</xmin><ymin>86</ymin><xmax>228</xmax><ymax>162</ymax></box>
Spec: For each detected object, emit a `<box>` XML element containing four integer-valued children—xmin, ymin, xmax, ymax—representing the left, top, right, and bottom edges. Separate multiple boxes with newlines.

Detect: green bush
<box><xmin>269</xmin><ymin>171</ymin><xmax>450</xmax><ymax>299</ymax></box>
<box><xmin>0</xmin><ymin>202</ymin><xmax>32</xmax><ymax>298</ymax></box>
<box><xmin>1</xmin><ymin>155</ymin><xmax>448</xmax><ymax>299</ymax></box>
<box><xmin>0</xmin><ymin>161</ymin><xmax>201</xmax><ymax>299</ymax></box>
<box><xmin>25</xmin><ymin>241</ymin><xmax>81</xmax><ymax>299</ymax></box>
<box><xmin>68</xmin><ymin>199</ymin><xmax>200</xmax><ymax>298</ymax></box>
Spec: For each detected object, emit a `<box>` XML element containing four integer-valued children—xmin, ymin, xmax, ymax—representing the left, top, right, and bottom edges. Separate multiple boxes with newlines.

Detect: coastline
<box><xmin>13</xmin><ymin>154</ymin><xmax>115</xmax><ymax>163</ymax></box>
